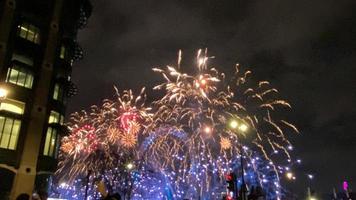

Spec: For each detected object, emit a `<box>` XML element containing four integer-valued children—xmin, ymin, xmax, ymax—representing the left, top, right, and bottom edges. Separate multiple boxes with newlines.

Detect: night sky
<box><xmin>68</xmin><ymin>0</ymin><xmax>356</xmax><ymax>197</ymax></box>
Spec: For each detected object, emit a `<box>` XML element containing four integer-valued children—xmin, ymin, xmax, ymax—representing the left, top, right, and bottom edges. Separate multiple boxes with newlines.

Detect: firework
<box><xmin>56</xmin><ymin>87</ymin><xmax>152</xmax><ymax>185</ymax></box>
<box><xmin>54</xmin><ymin>50</ymin><xmax>300</xmax><ymax>199</ymax></box>
<box><xmin>141</xmin><ymin>49</ymin><xmax>299</xmax><ymax>199</ymax></box>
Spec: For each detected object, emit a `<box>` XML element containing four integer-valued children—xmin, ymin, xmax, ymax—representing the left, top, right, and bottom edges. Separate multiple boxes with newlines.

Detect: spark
<box><xmin>54</xmin><ymin>50</ymin><xmax>299</xmax><ymax>200</ymax></box>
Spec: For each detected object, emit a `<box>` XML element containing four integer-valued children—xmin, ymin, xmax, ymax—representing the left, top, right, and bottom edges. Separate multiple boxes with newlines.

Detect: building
<box><xmin>0</xmin><ymin>0</ymin><xmax>92</xmax><ymax>198</ymax></box>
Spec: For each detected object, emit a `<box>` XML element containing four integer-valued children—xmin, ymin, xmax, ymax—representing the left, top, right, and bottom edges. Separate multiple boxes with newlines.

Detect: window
<box><xmin>53</xmin><ymin>84</ymin><xmax>59</xmax><ymax>100</ymax></box>
<box><xmin>17</xmin><ymin>23</ymin><xmax>40</xmax><ymax>44</ymax></box>
<box><xmin>53</xmin><ymin>83</ymin><xmax>64</xmax><ymax>102</ymax></box>
<box><xmin>59</xmin><ymin>45</ymin><xmax>66</xmax><ymax>59</ymax></box>
<box><xmin>0</xmin><ymin>116</ymin><xmax>21</xmax><ymax>150</ymax></box>
<box><xmin>0</xmin><ymin>99</ymin><xmax>25</xmax><ymax>115</ymax></box>
<box><xmin>6</xmin><ymin>65</ymin><xmax>34</xmax><ymax>88</ymax></box>
<box><xmin>53</xmin><ymin>83</ymin><xmax>66</xmax><ymax>103</ymax></box>
<box><xmin>43</xmin><ymin>127</ymin><xmax>60</xmax><ymax>157</ymax></box>
<box><xmin>48</xmin><ymin>111</ymin><xmax>64</xmax><ymax>125</ymax></box>
<box><xmin>12</xmin><ymin>53</ymin><xmax>34</xmax><ymax>66</ymax></box>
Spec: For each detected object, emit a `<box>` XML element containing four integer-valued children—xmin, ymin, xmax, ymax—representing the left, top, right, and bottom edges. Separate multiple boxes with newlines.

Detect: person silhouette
<box><xmin>16</xmin><ymin>193</ymin><xmax>30</xmax><ymax>200</ymax></box>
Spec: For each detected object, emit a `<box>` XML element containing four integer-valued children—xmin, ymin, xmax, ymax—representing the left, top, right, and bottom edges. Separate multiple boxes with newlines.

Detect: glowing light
<box><xmin>286</xmin><ymin>172</ymin><xmax>294</xmax><ymax>180</ymax></box>
<box><xmin>239</xmin><ymin>124</ymin><xmax>248</xmax><ymax>132</ymax></box>
<box><xmin>0</xmin><ymin>88</ymin><xmax>8</xmax><ymax>100</ymax></box>
<box><xmin>229</xmin><ymin>120</ymin><xmax>238</xmax><ymax>129</ymax></box>
<box><xmin>308</xmin><ymin>174</ymin><xmax>314</xmax><ymax>179</ymax></box>
<box><xmin>55</xmin><ymin>50</ymin><xmax>299</xmax><ymax>200</ymax></box>
<box><xmin>126</xmin><ymin>162</ymin><xmax>134</xmax><ymax>170</ymax></box>
<box><xmin>203</xmin><ymin>126</ymin><xmax>212</xmax><ymax>134</ymax></box>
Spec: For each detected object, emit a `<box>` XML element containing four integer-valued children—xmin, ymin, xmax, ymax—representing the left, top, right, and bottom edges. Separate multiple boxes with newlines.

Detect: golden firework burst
<box><xmin>60</xmin><ymin>137</ymin><xmax>74</xmax><ymax>154</ymax></box>
<box><xmin>107</xmin><ymin>127</ymin><xmax>120</xmax><ymax>143</ymax></box>
<box><xmin>220</xmin><ymin>137</ymin><xmax>232</xmax><ymax>150</ymax></box>
<box><xmin>129</xmin><ymin>121</ymin><xmax>141</xmax><ymax>135</ymax></box>
<box><xmin>119</xmin><ymin>132</ymin><xmax>137</xmax><ymax>148</ymax></box>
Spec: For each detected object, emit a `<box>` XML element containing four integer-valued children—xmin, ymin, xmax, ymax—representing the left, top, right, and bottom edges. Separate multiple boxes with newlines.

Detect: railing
<box><xmin>76</xmin><ymin>0</ymin><xmax>92</xmax><ymax>29</ymax></box>
<box><xmin>66</xmin><ymin>80</ymin><xmax>78</xmax><ymax>97</ymax></box>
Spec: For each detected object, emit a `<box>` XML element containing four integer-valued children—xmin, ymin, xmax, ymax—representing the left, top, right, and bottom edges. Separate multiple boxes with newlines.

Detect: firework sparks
<box><xmin>220</xmin><ymin>137</ymin><xmax>232</xmax><ymax>150</ymax></box>
<box><xmin>54</xmin><ymin>50</ymin><xmax>299</xmax><ymax>200</ymax></box>
<box><xmin>142</xmin><ymin>49</ymin><xmax>298</xmax><ymax>199</ymax></box>
<box><xmin>56</xmin><ymin>87</ymin><xmax>152</xmax><ymax>185</ymax></box>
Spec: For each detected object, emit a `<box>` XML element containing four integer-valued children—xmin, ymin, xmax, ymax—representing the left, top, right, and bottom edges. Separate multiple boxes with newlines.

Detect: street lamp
<box><xmin>228</xmin><ymin>119</ymin><xmax>249</xmax><ymax>133</ymax></box>
<box><xmin>286</xmin><ymin>172</ymin><xmax>296</xmax><ymax>180</ymax></box>
<box><xmin>229</xmin><ymin>120</ymin><xmax>239</xmax><ymax>129</ymax></box>
<box><xmin>238</xmin><ymin>124</ymin><xmax>248</xmax><ymax>132</ymax></box>
<box><xmin>0</xmin><ymin>87</ymin><xmax>8</xmax><ymax>101</ymax></box>
<box><xmin>125</xmin><ymin>162</ymin><xmax>135</xmax><ymax>200</ymax></box>
<box><xmin>228</xmin><ymin>118</ymin><xmax>249</xmax><ymax>200</ymax></box>
<box><xmin>126</xmin><ymin>162</ymin><xmax>134</xmax><ymax>170</ymax></box>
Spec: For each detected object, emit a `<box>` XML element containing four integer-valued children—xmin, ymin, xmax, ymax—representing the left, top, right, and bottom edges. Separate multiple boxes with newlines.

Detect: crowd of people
<box><xmin>15</xmin><ymin>192</ymin><xmax>122</xmax><ymax>200</ymax></box>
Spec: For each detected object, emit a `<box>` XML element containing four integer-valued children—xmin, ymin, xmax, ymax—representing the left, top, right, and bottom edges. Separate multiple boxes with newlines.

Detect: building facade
<box><xmin>0</xmin><ymin>0</ymin><xmax>91</xmax><ymax>199</ymax></box>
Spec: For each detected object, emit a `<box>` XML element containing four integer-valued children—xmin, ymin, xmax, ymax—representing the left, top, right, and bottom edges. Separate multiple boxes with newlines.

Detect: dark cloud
<box><xmin>68</xmin><ymin>0</ymin><xmax>356</xmax><ymax>196</ymax></box>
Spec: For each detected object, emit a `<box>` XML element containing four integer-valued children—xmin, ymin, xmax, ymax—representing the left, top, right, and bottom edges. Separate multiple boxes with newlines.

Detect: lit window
<box><xmin>17</xmin><ymin>23</ymin><xmax>40</xmax><ymax>44</ymax></box>
<box><xmin>43</xmin><ymin>127</ymin><xmax>60</xmax><ymax>157</ymax></box>
<box><xmin>60</xmin><ymin>45</ymin><xmax>66</xmax><ymax>59</ymax></box>
<box><xmin>0</xmin><ymin>99</ymin><xmax>25</xmax><ymax>115</ymax></box>
<box><xmin>53</xmin><ymin>84</ymin><xmax>59</xmax><ymax>100</ymax></box>
<box><xmin>0</xmin><ymin>116</ymin><xmax>21</xmax><ymax>150</ymax></box>
<box><xmin>53</xmin><ymin>83</ymin><xmax>65</xmax><ymax>103</ymax></box>
<box><xmin>6</xmin><ymin>65</ymin><xmax>34</xmax><ymax>88</ymax></box>
<box><xmin>12</xmin><ymin>53</ymin><xmax>34</xmax><ymax>66</ymax></box>
<box><xmin>48</xmin><ymin>111</ymin><xmax>64</xmax><ymax>125</ymax></box>
<box><xmin>53</xmin><ymin>83</ymin><xmax>64</xmax><ymax>102</ymax></box>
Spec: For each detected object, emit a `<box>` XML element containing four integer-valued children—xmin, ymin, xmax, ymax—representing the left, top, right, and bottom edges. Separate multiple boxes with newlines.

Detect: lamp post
<box><xmin>84</xmin><ymin>170</ymin><xmax>92</xmax><ymax>200</ymax></box>
<box><xmin>125</xmin><ymin>162</ymin><xmax>135</xmax><ymax>200</ymax></box>
<box><xmin>0</xmin><ymin>87</ymin><xmax>8</xmax><ymax>101</ymax></box>
<box><xmin>228</xmin><ymin>119</ymin><xmax>249</xmax><ymax>200</ymax></box>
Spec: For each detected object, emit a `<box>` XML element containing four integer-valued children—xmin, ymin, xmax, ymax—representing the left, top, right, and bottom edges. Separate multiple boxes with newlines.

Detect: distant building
<box><xmin>0</xmin><ymin>0</ymin><xmax>92</xmax><ymax>198</ymax></box>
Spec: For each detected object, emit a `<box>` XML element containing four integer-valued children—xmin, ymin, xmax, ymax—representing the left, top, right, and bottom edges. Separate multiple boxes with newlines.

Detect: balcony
<box><xmin>77</xmin><ymin>0</ymin><xmax>93</xmax><ymax>29</ymax></box>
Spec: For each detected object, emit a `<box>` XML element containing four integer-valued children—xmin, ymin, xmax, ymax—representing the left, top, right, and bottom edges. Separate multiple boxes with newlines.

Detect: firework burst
<box><xmin>56</xmin><ymin>87</ymin><xmax>152</xmax><ymax>185</ymax></box>
<box><xmin>141</xmin><ymin>49</ymin><xmax>299</xmax><ymax>199</ymax></box>
<box><xmin>55</xmin><ymin>50</ymin><xmax>300</xmax><ymax>200</ymax></box>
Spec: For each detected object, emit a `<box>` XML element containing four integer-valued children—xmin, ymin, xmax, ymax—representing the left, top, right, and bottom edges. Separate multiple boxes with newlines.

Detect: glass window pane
<box><xmin>0</xmin><ymin>118</ymin><xmax>13</xmax><ymax>148</ymax></box>
<box><xmin>17</xmin><ymin>23</ymin><xmax>40</xmax><ymax>44</ymax></box>
<box><xmin>49</xmin><ymin>129</ymin><xmax>57</xmax><ymax>156</ymax></box>
<box><xmin>18</xmin><ymin>25</ymin><xmax>28</xmax><ymax>38</ymax></box>
<box><xmin>24</xmin><ymin>74</ymin><xmax>34</xmax><ymax>88</ymax></box>
<box><xmin>7</xmin><ymin>68</ymin><xmax>19</xmax><ymax>84</ymax></box>
<box><xmin>55</xmin><ymin>134</ymin><xmax>61</xmax><ymax>158</ymax></box>
<box><xmin>17</xmin><ymin>71</ymin><xmax>26</xmax><ymax>86</ymax></box>
<box><xmin>6</xmin><ymin>66</ymin><xmax>33</xmax><ymax>89</ymax></box>
<box><xmin>0</xmin><ymin>117</ymin><xmax>5</xmax><ymax>146</ymax></box>
<box><xmin>34</xmin><ymin>33</ymin><xmax>40</xmax><ymax>44</ymax></box>
<box><xmin>0</xmin><ymin>99</ymin><xmax>26</xmax><ymax>115</ymax></box>
<box><xmin>8</xmin><ymin>120</ymin><xmax>21</xmax><ymax>150</ymax></box>
<box><xmin>43</xmin><ymin>127</ymin><xmax>52</xmax><ymax>156</ymax></box>
<box><xmin>0</xmin><ymin>117</ymin><xmax>21</xmax><ymax>150</ymax></box>
<box><xmin>27</xmin><ymin>26</ymin><xmax>35</xmax><ymax>42</ymax></box>
<box><xmin>60</xmin><ymin>46</ymin><xmax>66</xmax><ymax>59</ymax></box>
<box><xmin>53</xmin><ymin>84</ymin><xmax>59</xmax><ymax>100</ymax></box>
<box><xmin>49</xmin><ymin>111</ymin><xmax>60</xmax><ymax>124</ymax></box>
